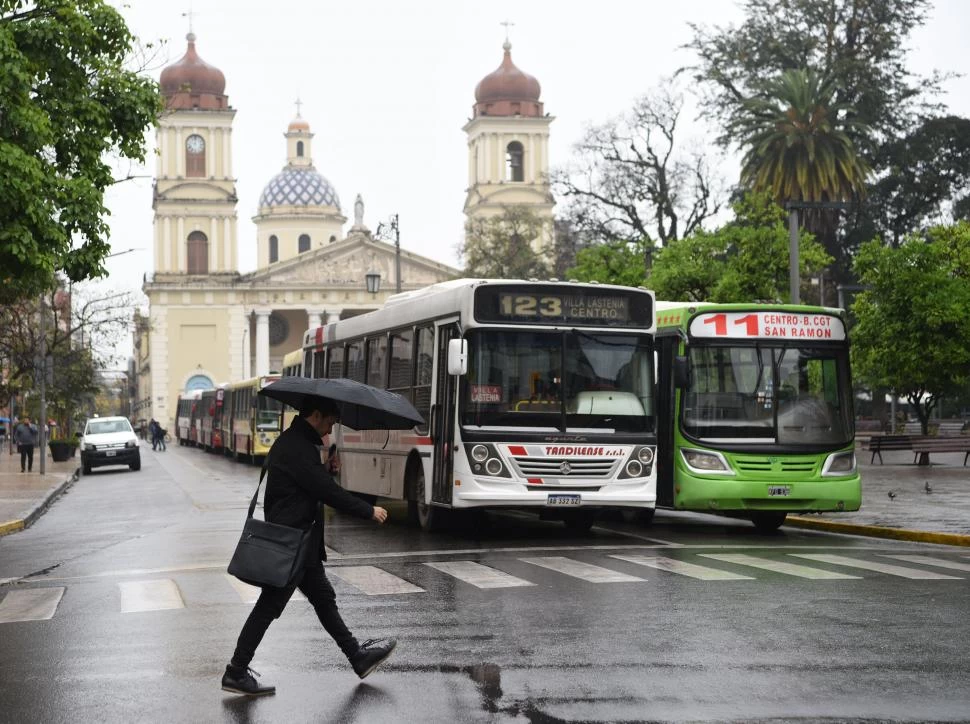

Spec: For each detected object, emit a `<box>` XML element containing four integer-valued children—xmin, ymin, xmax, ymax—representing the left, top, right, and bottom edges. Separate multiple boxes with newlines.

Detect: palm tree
<box><xmin>733</xmin><ymin>69</ymin><xmax>870</xmax><ymax>205</ymax></box>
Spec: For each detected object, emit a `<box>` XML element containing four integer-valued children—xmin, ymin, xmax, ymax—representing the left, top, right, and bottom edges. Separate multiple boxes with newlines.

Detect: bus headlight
<box><xmin>625</xmin><ymin>460</ymin><xmax>643</xmax><ymax>477</ymax></box>
<box><xmin>464</xmin><ymin>443</ymin><xmax>511</xmax><ymax>478</ymax></box>
<box><xmin>619</xmin><ymin>446</ymin><xmax>654</xmax><ymax>479</ymax></box>
<box><xmin>681</xmin><ymin>448</ymin><xmax>735</xmax><ymax>475</ymax></box>
<box><xmin>259</xmin><ymin>433</ymin><xmax>273</xmax><ymax>445</ymax></box>
<box><xmin>637</xmin><ymin>446</ymin><xmax>654</xmax><ymax>465</ymax></box>
<box><xmin>821</xmin><ymin>451</ymin><xmax>856</xmax><ymax>476</ymax></box>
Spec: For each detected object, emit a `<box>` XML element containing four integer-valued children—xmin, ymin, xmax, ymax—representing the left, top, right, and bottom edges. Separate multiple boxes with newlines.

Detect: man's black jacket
<box><xmin>264</xmin><ymin>415</ymin><xmax>374</xmax><ymax>562</ymax></box>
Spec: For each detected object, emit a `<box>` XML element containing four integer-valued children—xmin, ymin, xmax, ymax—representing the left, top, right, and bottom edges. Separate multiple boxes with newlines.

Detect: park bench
<box><xmin>911</xmin><ymin>436</ymin><xmax>970</xmax><ymax>466</ymax></box>
<box><xmin>936</xmin><ymin>420</ymin><xmax>966</xmax><ymax>436</ymax></box>
<box><xmin>867</xmin><ymin>434</ymin><xmax>915</xmax><ymax>464</ymax></box>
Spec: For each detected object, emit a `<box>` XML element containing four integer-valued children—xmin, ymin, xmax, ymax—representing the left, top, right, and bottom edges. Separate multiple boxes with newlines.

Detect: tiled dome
<box><xmin>258</xmin><ymin>166</ymin><xmax>340</xmax><ymax>209</ymax></box>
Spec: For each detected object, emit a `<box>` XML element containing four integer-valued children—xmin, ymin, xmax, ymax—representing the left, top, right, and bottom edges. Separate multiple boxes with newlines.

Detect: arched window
<box><xmin>506</xmin><ymin>141</ymin><xmax>524</xmax><ymax>182</ymax></box>
<box><xmin>296</xmin><ymin>140</ymin><xmax>304</xmax><ymax>157</ymax></box>
<box><xmin>298</xmin><ymin>234</ymin><xmax>311</xmax><ymax>253</ymax></box>
<box><xmin>187</xmin><ymin>231</ymin><xmax>208</xmax><ymax>274</ymax></box>
<box><xmin>269</xmin><ymin>235</ymin><xmax>278</xmax><ymax>263</ymax></box>
<box><xmin>186</xmin><ymin>134</ymin><xmax>206</xmax><ymax>177</ymax></box>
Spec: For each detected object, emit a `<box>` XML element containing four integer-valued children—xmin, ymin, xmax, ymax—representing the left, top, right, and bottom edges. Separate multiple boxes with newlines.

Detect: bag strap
<box><xmin>247</xmin><ymin>456</ymin><xmax>271</xmax><ymax>520</ymax></box>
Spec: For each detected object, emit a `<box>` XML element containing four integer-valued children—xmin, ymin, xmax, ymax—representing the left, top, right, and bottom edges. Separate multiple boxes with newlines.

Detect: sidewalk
<box><xmin>787</xmin><ymin>448</ymin><xmax>970</xmax><ymax>545</ymax></box>
<box><xmin>0</xmin><ymin>443</ymin><xmax>79</xmax><ymax>537</ymax></box>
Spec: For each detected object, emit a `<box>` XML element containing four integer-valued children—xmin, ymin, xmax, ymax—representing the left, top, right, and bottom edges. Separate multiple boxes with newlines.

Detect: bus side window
<box><xmin>367</xmin><ymin>336</ymin><xmax>388</xmax><ymax>389</ymax></box>
<box><xmin>313</xmin><ymin>348</ymin><xmax>327</xmax><ymax>379</ymax></box>
<box><xmin>389</xmin><ymin>330</ymin><xmax>414</xmax><ymax>401</ymax></box>
<box><xmin>329</xmin><ymin>345</ymin><xmax>344</xmax><ymax>379</ymax></box>
<box><xmin>413</xmin><ymin>325</ymin><xmax>434</xmax><ymax>433</ymax></box>
<box><xmin>347</xmin><ymin>341</ymin><xmax>365</xmax><ymax>382</ymax></box>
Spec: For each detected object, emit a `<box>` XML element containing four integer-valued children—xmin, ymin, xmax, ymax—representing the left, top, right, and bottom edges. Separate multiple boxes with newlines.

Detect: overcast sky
<box><xmin>98</xmin><ymin>0</ymin><xmax>970</xmax><ymax>337</ymax></box>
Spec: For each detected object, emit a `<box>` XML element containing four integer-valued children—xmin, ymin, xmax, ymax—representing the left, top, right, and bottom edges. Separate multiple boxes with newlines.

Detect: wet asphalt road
<box><xmin>1</xmin><ymin>445</ymin><xmax>969</xmax><ymax>723</ymax></box>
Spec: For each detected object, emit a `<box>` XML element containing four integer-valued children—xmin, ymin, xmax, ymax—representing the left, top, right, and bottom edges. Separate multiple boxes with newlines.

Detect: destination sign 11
<box><xmin>689</xmin><ymin>311</ymin><xmax>846</xmax><ymax>341</ymax></box>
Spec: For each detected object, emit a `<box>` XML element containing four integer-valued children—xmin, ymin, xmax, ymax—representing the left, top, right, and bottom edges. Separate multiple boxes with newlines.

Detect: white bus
<box><xmin>302</xmin><ymin>279</ymin><xmax>657</xmax><ymax>531</ymax></box>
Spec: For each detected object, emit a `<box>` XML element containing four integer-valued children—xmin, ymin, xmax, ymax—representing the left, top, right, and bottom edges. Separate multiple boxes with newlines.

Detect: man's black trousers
<box><xmin>231</xmin><ymin>563</ymin><xmax>359</xmax><ymax>669</ymax></box>
<box><xmin>20</xmin><ymin>444</ymin><xmax>34</xmax><ymax>472</ymax></box>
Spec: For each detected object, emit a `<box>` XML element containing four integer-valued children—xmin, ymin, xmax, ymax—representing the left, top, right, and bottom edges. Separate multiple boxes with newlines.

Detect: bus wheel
<box><xmin>563</xmin><ymin>510</ymin><xmax>597</xmax><ymax>533</ymax></box>
<box><xmin>407</xmin><ymin>464</ymin><xmax>439</xmax><ymax>532</ymax></box>
<box><xmin>751</xmin><ymin>512</ymin><xmax>787</xmax><ymax>533</ymax></box>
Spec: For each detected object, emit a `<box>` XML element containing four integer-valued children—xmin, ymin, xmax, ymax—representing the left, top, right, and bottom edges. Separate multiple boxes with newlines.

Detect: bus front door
<box><xmin>431</xmin><ymin>322</ymin><xmax>459</xmax><ymax>505</ymax></box>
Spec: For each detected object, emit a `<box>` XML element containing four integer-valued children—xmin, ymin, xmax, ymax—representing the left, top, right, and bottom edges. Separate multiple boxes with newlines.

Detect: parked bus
<box><xmin>302</xmin><ymin>279</ymin><xmax>658</xmax><ymax>532</ymax></box>
<box><xmin>279</xmin><ymin>348</ymin><xmax>305</xmax><ymax>432</ymax></box>
<box><xmin>176</xmin><ymin>390</ymin><xmax>203</xmax><ymax>445</ymax></box>
<box><xmin>199</xmin><ymin>385</ymin><xmax>228</xmax><ymax>452</ymax></box>
<box><xmin>654</xmin><ymin>302</ymin><xmax>861</xmax><ymax>531</ymax></box>
<box><xmin>226</xmin><ymin>375</ymin><xmax>281</xmax><ymax>461</ymax></box>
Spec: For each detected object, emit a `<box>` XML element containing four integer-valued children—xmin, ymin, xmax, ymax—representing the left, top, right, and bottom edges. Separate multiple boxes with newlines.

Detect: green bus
<box><xmin>654</xmin><ymin>302</ymin><xmax>861</xmax><ymax>531</ymax></box>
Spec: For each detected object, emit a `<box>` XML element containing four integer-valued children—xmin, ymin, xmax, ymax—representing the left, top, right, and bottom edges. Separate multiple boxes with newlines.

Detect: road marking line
<box><xmin>520</xmin><ymin>556</ymin><xmax>645</xmax><ymax>583</ymax></box>
<box><xmin>791</xmin><ymin>554</ymin><xmax>961</xmax><ymax>579</ymax></box>
<box><xmin>119</xmin><ymin>579</ymin><xmax>185</xmax><ymax>613</ymax></box>
<box><xmin>0</xmin><ymin>587</ymin><xmax>65</xmax><ymax>623</ymax></box>
<box><xmin>224</xmin><ymin>575</ymin><xmax>306</xmax><ymax>603</ymax></box>
<box><xmin>328</xmin><ymin>566</ymin><xmax>425</xmax><ymax>595</ymax></box>
<box><xmin>610</xmin><ymin>555</ymin><xmax>755</xmax><ymax>580</ymax></box>
<box><xmin>425</xmin><ymin>561</ymin><xmax>534</xmax><ymax>589</ymax></box>
<box><xmin>700</xmin><ymin>553</ymin><xmax>860</xmax><ymax>579</ymax></box>
<box><xmin>882</xmin><ymin>555</ymin><xmax>970</xmax><ymax>572</ymax></box>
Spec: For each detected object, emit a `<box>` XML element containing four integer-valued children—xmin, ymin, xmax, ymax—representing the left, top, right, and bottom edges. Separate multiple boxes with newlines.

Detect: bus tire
<box><xmin>407</xmin><ymin>462</ymin><xmax>440</xmax><ymax>532</ymax></box>
<box><xmin>620</xmin><ymin>508</ymin><xmax>655</xmax><ymax>525</ymax></box>
<box><xmin>751</xmin><ymin>511</ymin><xmax>787</xmax><ymax>533</ymax></box>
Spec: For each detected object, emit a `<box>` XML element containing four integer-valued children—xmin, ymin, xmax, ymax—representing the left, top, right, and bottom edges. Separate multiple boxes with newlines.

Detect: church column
<box><xmin>255</xmin><ymin>308</ymin><xmax>271</xmax><ymax>377</ymax></box>
<box><xmin>326</xmin><ymin>310</ymin><xmax>341</xmax><ymax>324</ymax></box>
<box><xmin>307</xmin><ymin>309</ymin><xmax>323</xmax><ymax>331</ymax></box>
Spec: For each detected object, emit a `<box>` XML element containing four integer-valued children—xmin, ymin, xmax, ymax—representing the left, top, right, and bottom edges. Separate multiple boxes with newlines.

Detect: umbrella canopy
<box><xmin>259</xmin><ymin>377</ymin><xmax>424</xmax><ymax>431</ymax></box>
<box><xmin>0</xmin><ymin>417</ymin><xmax>9</xmax><ymax>423</ymax></box>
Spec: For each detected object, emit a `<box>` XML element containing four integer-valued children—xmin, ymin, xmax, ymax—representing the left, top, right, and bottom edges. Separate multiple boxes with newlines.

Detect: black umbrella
<box><xmin>259</xmin><ymin>377</ymin><xmax>424</xmax><ymax>431</ymax></box>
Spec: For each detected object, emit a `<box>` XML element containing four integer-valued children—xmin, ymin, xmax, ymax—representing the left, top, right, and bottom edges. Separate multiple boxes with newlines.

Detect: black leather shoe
<box><xmin>221</xmin><ymin>665</ymin><xmax>276</xmax><ymax>696</ymax></box>
<box><xmin>350</xmin><ymin>638</ymin><xmax>397</xmax><ymax>679</ymax></box>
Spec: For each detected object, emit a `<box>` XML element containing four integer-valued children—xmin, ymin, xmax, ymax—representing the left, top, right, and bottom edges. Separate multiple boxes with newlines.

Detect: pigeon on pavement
<box><xmin>925</xmin><ymin>481</ymin><xmax>932</xmax><ymax>494</ymax></box>
<box><xmin>888</xmin><ymin>490</ymin><xmax>897</xmax><ymax>501</ymax></box>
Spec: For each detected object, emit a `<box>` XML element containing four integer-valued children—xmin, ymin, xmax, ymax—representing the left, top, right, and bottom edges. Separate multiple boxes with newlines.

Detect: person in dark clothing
<box><xmin>222</xmin><ymin>398</ymin><xmax>396</xmax><ymax>697</ymax></box>
<box><xmin>13</xmin><ymin>417</ymin><xmax>38</xmax><ymax>472</ymax></box>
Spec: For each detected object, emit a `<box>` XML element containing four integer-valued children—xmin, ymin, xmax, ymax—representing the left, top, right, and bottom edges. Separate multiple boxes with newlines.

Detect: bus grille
<box><xmin>734</xmin><ymin>457</ymin><xmax>818</xmax><ymax>474</ymax></box>
<box><xmin>512</xmin><ymin>457</ymin><xmax>618</xmax><ymax>478</ymax></box>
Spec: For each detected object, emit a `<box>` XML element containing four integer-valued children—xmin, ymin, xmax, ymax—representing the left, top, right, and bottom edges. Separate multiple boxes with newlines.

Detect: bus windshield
<box><xmin>683</xmin><ymin>344</ymin><xmax>852</xmax><ymax>445</ymax></box>
<box><xmin>256</xmin><ymin>395</ymin><xmax>282</xmax><ymax>430</ymax></box>
<box><xmin>461</xmin><ymin>330</ymin><xmax>654</xmax><ymax>433</ymax></box>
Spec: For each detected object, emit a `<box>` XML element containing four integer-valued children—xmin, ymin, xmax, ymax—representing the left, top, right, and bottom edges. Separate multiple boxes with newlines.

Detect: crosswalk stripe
<box><xmin>883</xmin><ymin>555</ymin><xmax>970</xmax><ymax>573</ymax></box>
<box><xmin>791</xmin><ymin>554</ymin><xmax>962</xmax><ymax>579</ymax></box>
<box><xmin>328</xmin><ymin>566</ymin><xmax>424</xmax><ymax>595</ymax></box>
<box><xmin>0</xmin><ymin>587</ymin><xmax>65</xmax><ymax>623</ymax></box>
<box><xmin>610</xmin><ymin>554</ymin><xmax>755</xmax><ymax>580</ymax></box>
<box><xmin>521</xmin><ymin>556</ymin><xmax>645</xmax><ymax>583</ymax></box>
<box><xmin>700</xmin><ymin>553</ymin><xmax>860</xmax><ymax>579</ymax></box>
<box><xmin>119</xmin><ymin>579</ymin><xmax>185</xmax><ymax>613</ymax></box>
<box><xmin>424</xmin><ymin>561</ymin><xmax>534</xmax><ymax>589</ymax></box>
<box><xmin>224</xmin><ymin>575</ymin><xmax>306</xmax><ymax>603</ymax></box>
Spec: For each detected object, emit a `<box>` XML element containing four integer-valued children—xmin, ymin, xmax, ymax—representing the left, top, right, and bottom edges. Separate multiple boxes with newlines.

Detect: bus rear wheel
<box><xmin>751</xmin><ymin>511</ymin><xmax>787</xmax><ymax>533</ymax></box>
<box><xmin>407</xmin><ymin>463</ymin><xmax>440</xmax><ymax>532</ymax></box>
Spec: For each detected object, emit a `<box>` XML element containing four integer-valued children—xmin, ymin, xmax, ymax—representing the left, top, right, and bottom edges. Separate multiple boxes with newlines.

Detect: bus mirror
<box><xmin>673</xmin><ymin>356</ymin><xmax>690</xmax><ymax>388</ymax></box>
<box><xmin>447</xmin><ymin>338</ymin><xmax>467</xmax><ymax>376</ymax></box>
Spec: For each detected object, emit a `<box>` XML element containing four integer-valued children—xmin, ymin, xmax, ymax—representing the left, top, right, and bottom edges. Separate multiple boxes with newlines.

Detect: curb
<box><xmin>786</xmin><ymin>515</ymin><xmax>970</xmax><ymax>547</ymax></box>
<box><xmin>0</xmin><ymin>468</ymin><xmax>79</xmax><ymax>538</ymax></box>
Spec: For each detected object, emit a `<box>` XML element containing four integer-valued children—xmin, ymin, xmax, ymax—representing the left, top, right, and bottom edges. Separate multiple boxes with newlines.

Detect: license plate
<box><xmin>768</xmin><ymin>485</ymin><xmax>790</xmax><ymax>497</ymax></box>
<box><xmin>547</xmin><ymin>494</ymin><xmax>581</xmax><ymax>506</ymax></box>
<box><xmin>106</xmin><ymin>451</ymin><xmax>116</xmax><ymax>457</ymax></box>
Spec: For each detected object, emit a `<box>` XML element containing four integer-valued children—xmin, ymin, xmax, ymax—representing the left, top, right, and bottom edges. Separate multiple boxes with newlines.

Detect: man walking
<box><xmin>13</xmin><ymin>416</ymin><xmax>38</xmax><ymax>473</ymax></box>
<box><xmin>222</xmin><ymin>397</ymin><xmax>396</xmax><ymax>696</ymax></box>
<box><xmin>149</xmin><ymin>418</ymin><xmax>159</xmax><ymax>451</ymax></box>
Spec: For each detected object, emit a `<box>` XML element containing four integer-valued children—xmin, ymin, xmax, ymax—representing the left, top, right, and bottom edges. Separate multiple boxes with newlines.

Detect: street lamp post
<box><xmin>784</xmin><ymin>201</ymin><xmax>852</xmax><ymax>304</ymax></box>
<box><xmin>375</xmin><ymin>214</ymin><xmax>401</xmax><ymax>293</ymax></box>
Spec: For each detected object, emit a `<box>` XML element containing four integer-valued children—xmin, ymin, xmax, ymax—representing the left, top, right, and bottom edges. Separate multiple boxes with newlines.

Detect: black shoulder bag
<box><xmin>228</xmin><ymin>459</ymin><xmax>311</xmax><ymax>589</ymax></box>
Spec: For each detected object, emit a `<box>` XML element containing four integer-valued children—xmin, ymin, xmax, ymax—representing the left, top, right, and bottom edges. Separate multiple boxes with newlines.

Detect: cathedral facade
<box><xmin>134</xmin><ymin>32</ymin><xmax>552</xmax><ymax>429</ymax></box>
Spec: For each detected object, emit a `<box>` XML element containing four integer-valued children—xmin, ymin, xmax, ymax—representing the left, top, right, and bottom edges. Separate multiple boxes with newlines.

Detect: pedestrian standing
<box><xmin>155</xmin><ymin>423</ymin><xmax>167</xmax><ymax>451</ymax></box>
<box><xmin>149</xmin><ymin>418</ymin><xmax>158</xmax><ymax>451</ymax></box>
<box><xmin>13</xmin><ymin>416</ymin><xmax>38</xmax><ymax>473</ymax></box>
<box><xmin>222</xmin><ymin>398</ymin><xmax>396</xmax><ymax>696</ymax></box>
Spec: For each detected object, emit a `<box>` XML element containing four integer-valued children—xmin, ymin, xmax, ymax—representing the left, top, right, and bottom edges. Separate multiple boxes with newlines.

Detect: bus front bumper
<box><xmin>452</xmin><ymin>477</ymin><xmax>655</xmax><ymax>509</ymax></box>
<box><xmin>673</xmin><ymin>474</ymin><xmax>862</xmax><ymax>513</ymax></box>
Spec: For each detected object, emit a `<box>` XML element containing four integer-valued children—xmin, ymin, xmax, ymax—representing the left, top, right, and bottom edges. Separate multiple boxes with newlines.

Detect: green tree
<box><xmin>731</xmin><ymin>69</ymin><xmax>870</xmax><ymax>206</ymax></box>
<box><xmin>684</xmin><ymin>0</ymin><xmax>941</xmax><ymax>159</ymax></box>
<box><xmin>0</xmin><ymin>0</ymin><xmax>161</xmax><ymax>304</ymax></box>
<box><xmin>460</xmin><ymin>207</ymin><xmax>550</xmax><ymax>279</ymax></box>
<box><xmin>568</xmin><ymin>238</ymin><xmax>651</xmax><ymax>288</ymax></box>
<box><xmin>851</xmin><ymin>223</ymin><xmax>970</xmax><ymax>433</ymax></box>
<box><xmin>648</xmin><ymin>193</ymin><xmax>831</xmax><ymax>302</ymax></box>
